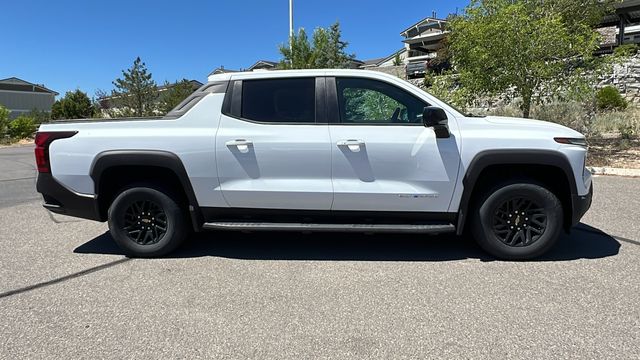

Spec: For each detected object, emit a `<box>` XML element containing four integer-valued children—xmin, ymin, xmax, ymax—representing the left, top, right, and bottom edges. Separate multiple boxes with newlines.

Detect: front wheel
<box><xmin>471</xmin><ymin>182</ymin><xmax>563</xmax><ymax>260</ymax></box>
<box><xmin>108</xmin><ymin>186</ymin><xmax>188</xmax><ymax>257</ymax></box>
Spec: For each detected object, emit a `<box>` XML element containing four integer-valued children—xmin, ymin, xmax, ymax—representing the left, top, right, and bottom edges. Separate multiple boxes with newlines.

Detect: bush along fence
<box><xmin>0</xmin><ymin>105</ymin><xmax>43</xmax><ymax>144</ymax></box>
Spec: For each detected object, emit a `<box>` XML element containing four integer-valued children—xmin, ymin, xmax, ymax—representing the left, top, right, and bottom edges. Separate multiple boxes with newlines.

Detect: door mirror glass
<box><xmin>422</xmin><ymin>106</ymin><xmax>450</xmax><ymax>138</ymax></box>
<box><xmin>423</xmin><ymin>106</ymin><xmax>448</xmax><ymax>126</ymax></box>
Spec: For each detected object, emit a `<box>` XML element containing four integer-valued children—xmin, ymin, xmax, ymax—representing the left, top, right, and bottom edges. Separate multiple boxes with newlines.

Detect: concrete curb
<box><xmin>588</xmin><ymin>166</ymin><xmax>640</xmax><ymax>177</ymax></box>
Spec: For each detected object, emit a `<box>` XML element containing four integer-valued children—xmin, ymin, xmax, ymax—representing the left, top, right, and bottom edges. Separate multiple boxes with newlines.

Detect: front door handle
<box><xmin>337</xmin><ymin>139</ymin><xmax>365</xmax><ymax>152</ymax></box>
<box><xmin>226</xmin><ymin>139</ymin><xmax>253</xmax><ymax>153</ymax></box>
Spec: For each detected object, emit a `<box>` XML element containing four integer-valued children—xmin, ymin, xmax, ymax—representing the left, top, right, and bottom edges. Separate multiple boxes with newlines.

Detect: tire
<box><xmin>107</xmin><ymin>186</ymin><xmax>188</xmax><ymax>257</ymax></box>
<box><xmin>471</xmin><ymin>181</ymin><xmax>563</xmax><ymax>260</ymax></box>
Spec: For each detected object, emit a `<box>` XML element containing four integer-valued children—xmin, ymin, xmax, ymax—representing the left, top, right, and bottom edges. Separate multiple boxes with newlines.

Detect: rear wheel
<box><xmin>471</xmin><ymin>181</ymin><xmax>563</xmax><ymax>260</ymax></box>
<box><xmin>108</xmin><ymin>186</ymin><xmax>187</xmax><ymax>257</ymax></box>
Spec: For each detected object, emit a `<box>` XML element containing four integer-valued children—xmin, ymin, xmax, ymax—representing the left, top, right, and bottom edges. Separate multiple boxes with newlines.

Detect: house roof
<box><xmin>209</xmin><ymin>67</ymin><xmax>240</xmax><ymax>76</ymax></box>
<box><xmin>0</xmin><ymin>77</ymin><xmax>58</xmax><ymax>95</ymax></box>
<box><xmin>361</xmin><ymin>57</ymin><xmax>387</xmax><ymax>66</ymax></box>
<box><xmin>600</xmin><ymin>0</ymin><xmax>640</xmax><ymax>27</ymax></box>
<box><xmin>247</xmin><ymin>60</ymin><xmax>278</xmax><ymax>70</ymax></box>
<box><xmin>400</xmin><ymin>17</ymin><xmax>448</xmax><ymax>36</ymax></box>
<box><xmin>157</xmin><ymin>79</ymin><xmax>203</xmax><ymax>91</ymax></box>
<box><xmin>360</xmin><ymin>49</ymin><xmax>407</xmax><ymax>68</ymax></box>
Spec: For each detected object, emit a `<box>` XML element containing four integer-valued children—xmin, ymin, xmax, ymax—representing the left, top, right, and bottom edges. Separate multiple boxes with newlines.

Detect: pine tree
<box><xmin>279</xmin><ymin>22</ymin><xmax>355</xmax><ymax>69</ymax></box>
<box><xmin>110</xmin><ymin>57</ymin><xmax>158</xmax><ymax>117</ymax></box>
<box><xmin>158</xmin><ymin>79</ymin><xmax>196</xmax><ymax>115</ymax></box>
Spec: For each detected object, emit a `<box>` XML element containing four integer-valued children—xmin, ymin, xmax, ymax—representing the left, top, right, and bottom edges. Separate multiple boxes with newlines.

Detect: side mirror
<box><xmin>422</xmin><ymin>106</ymin><xmax>450</xmax><ymax>138</ymax></box>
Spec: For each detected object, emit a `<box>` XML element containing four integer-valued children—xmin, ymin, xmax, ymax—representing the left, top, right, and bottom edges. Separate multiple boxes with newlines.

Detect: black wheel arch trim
<box><xmin>90</xmin><ymin>150</ymin><xmax>203</xmax><ymax>231</ymax></box>
<box><xmin>456</xmin><ymin>149</ymin><xmax>579</xmax><ymax>235</ymax></box>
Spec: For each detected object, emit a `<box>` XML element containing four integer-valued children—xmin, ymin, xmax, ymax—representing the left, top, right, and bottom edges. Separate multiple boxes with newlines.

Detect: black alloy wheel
<box><xmin>122</xmin><ymin>200</ymin><xmax>168</xmax><ymax>245</ymax></box>
<box><xmin>108</xmin><ymin>186</ymin><xmax>188</xmax><ymax>257</ymax></box>
<box><xmin>471</xmin><ymin>181</ymin><xmax>563</xmax><ymax>260</ymax></box>
<box><xmin>491</xmin><ymin>197</ymin><xmax>547</xmax><ymax>247</ymax></box>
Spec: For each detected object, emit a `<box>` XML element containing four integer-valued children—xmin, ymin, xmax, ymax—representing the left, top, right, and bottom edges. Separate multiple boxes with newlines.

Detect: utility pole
<box><xmin>289</xmin><ymin>0</ymin><xmax>294</xmax><ymax>50</ymax></box>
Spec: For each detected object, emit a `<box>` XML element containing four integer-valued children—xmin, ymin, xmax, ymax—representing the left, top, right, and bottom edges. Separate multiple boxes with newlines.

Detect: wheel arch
<box><xmin>90</xmin><ymin>150</ymin><xmax>203</xmax><ymax>231</ymax></box>
<box><xmin>457</xmin><ymin>149</ymin><xmax>577</xmax><ymax>235</ymax></box>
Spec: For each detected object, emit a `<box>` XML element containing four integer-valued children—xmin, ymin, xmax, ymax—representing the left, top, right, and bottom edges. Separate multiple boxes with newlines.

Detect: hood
<box><xmin>484</xmin><ymin>116</ymin><xmax>584</xmax><ymax>138</ymax></box>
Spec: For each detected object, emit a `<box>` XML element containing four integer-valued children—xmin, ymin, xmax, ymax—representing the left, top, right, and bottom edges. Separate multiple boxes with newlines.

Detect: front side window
<box><xmin>336</xmin><ymin>77</ymin><xmax>428</xmax><ymax>124</ymax></box>
<box><xmin>241</xmin><ymin>78</ymin><xmax>315</xmax><ymax>123</ymax></box>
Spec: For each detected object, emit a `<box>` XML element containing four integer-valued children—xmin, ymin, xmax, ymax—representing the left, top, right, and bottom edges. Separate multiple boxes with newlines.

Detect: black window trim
<box><xmin>326</xmin><ymin>76</ymin><xmax>430</xmax><ymax>126</ymax></box>
<box><xmin>221</xmin><ymin>77</ymin><xmax>325</xmax><ymax>125</ymax></box>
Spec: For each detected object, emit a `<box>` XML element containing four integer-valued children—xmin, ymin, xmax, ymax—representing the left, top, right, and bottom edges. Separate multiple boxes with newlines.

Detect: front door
<box><xmin>327</xmin><ymin>76</ymin><xmax>460</xmax><ymax>213</ymax></box>
<box><xmin>216</xmin><ymin>77</ymin><xmax>333</xmax><ymax>210</ymax></box>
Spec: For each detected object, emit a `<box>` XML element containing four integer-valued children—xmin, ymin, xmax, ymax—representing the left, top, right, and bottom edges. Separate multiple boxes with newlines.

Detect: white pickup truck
<box><xmin>35</xmin><ymin>69</ymin><xmax>592</xmax><ymax>259</ymax></box>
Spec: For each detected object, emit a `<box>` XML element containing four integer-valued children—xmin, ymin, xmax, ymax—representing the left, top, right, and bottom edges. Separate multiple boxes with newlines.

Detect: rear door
<box><xmin>215</xmin><ymin>77</ymin><xmax>333</xmax><ymax>210</ymax></box>
<box><xmin>327</xmin><ymin>76</ymin><xmax>460</xmax><ymax>212</ymax></box>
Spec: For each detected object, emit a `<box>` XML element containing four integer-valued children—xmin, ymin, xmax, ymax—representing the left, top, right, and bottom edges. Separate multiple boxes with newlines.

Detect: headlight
<box><xmin>554</xmin><ymin>137</ymin><xmax>588</xmax><ymax>148</ymax></box>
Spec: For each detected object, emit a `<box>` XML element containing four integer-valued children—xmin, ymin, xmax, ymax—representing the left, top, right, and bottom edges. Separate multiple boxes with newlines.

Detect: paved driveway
<box><xmin>1</xmin><ymin>145</ymin><xmax>639</xmax><ymax>359</ymax></box>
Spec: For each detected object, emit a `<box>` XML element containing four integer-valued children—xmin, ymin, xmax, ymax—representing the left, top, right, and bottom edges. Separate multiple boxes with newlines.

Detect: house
<box><xmin>400</xmin><ymin>16</ymin><xmax>449</xmax><ymax>78</ymax></box>
<box><xmin>0</xmin><ymin>77</ymin><xmax>58</xmax><ymax>118</ymax></box>
<box><xmin>248</xmin><ymin>60</ymin><xmax>279</xmax><ymax>71</ymax></box>
<box><xmin>209</xmin><ymin>60</ymin><xmax>279</xmax><ymax>76</ymax></box>
<box><xmin>209</xmin><ymin>66</ymin><xmax>241</xmax><ymax>76</ymax></box>
<box><xmin>598</xmin><ymin>0</ymin><xmax>640</xmax><ymax>53</ymax></box>
<box><xmin>359</xmin><ymin>49</ymin><xmax>407</xmax><ymax>69</ymax></box>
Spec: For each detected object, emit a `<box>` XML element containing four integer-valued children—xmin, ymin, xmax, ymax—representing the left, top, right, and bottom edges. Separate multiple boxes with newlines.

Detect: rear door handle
<box><xmin>337</xmin><ymin>139</ymin><xmax>365</xmax><ymax>152</ymax></box>
<box><xmin>226</xmin><ymin>139</ymin><xmax>253</xmax><ymax>153</ymax></box>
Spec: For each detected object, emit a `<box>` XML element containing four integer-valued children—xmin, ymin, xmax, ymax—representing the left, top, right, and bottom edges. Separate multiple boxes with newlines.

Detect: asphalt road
<box><xmin>0</xmin><ymin>145</ymin><xmax>39</xmax><ymax>208</ymax></box>
<box><xmin>1</xmin><ymin>144</ymin><xmax>639</xmax><ymax>359</ymax></box>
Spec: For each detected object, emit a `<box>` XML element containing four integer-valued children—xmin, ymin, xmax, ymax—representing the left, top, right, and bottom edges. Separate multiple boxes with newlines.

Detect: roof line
<box><xmin>0</xmin><ymin>76</ymin><xmax>59</xmax><ymax>95</ymax></box>
<box><xmin>400</xmin><ymin>17</ymin><xmax>448</xmax><ymax>35</ymax></box>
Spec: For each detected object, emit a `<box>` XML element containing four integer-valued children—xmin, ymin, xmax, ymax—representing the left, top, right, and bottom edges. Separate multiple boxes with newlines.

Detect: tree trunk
<box><xmin>521</xmin><ymin>89</ymin><xmax>532</xmax><ymax>119</ymax></box>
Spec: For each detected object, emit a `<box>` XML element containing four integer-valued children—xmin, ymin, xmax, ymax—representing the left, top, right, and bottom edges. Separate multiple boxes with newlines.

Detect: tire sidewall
<box><xmin>108</xmin><ymin>187</ymin><xmax>186</xmax><ymax>257</ymax></box>
<box><xmin>474</xmin><ymin>183</ymin><xmax>563</xmax><ymax>260</ymax></box>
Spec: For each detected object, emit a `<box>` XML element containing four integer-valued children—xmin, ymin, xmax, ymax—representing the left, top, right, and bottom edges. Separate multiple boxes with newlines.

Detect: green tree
<box><xmin>279</xmin><ymin>22</ymin><xmax>355</xmax><ymax>69</ymax></box>
<box><xmin>393</xmin><ymin>53</ymin><xmax>402</xmax><ymax>66</ymax></box>
<box><xmin>51</xmin><ymin>90</ymin><xmax>94</xmax><ymax>120</ymax></box>
<box><xmin>110</xmin><ymin>57</ymin><xmax>158</xmax><ymax>117</ymax></box>
<box><xmin>279</xmin><ymin>28</ymin><xmax>316</xmax><ymax>69</ymax></box>
<box><xmin>0</xmin><ymin>105</ymin><xmax>10</xmax><ymax>136</ymax></box>
<box><xmin>158</xmin><ymin>79</ymin><xmax>196</xmax><ymax>115</ymax></box>
<box><xmin>449</xmin><ymin>0</ymin><xmax>615</xmax><ymax>118</ymax></box>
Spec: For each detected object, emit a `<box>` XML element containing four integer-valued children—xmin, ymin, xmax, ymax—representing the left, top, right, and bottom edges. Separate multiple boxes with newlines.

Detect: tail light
<box><xmin>34</xmin><ymin>131</ymin><xmax>77</xmax><ymax>173</ymax></box>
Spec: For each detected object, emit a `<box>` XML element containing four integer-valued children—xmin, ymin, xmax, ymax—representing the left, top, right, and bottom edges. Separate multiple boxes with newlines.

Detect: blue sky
<box><xmin>1</xmin><ymin>0</ymin><xmax>468</xmax><ymax>98</ymax></box>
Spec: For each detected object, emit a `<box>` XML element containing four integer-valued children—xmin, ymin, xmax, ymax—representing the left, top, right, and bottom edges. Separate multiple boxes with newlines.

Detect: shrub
<box><xmin>596</xmin><ymin>86</ymin><xmax>627</xmax><ymax>111</ymax></box>
<box><xmin>423</xmin><ymin>73</ymin><xmax>434</xmax><ymax>88</ymax></box>
<box><xmin>532</xmin><ymin>101</ymin><xmax>591</xmax><ymax>133</ymax></box>
<box><xmin>618</xmin><ymin>122</ymin><xmax>637</xmax><ymax>139</ymax></box>
<box><xmin>613</xmin><ymin>44</ymin><xmax>639</xmax><ymax>58</ymax></box>
<box><xmin>8</xmin><ymin>116</ymin><xmax>36</xmax><ymax>139</ymax></box>
<box><xmin>0</xmin><ymin>105</ymin><xmax>10</xmax><ymax>136</ymax></box>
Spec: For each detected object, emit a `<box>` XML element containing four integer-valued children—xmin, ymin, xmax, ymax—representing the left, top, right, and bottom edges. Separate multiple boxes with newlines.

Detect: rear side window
<box><xmin>241</xmin><ymin>78</ymin><xmax>315</xmax><ymax>123</ymax></box>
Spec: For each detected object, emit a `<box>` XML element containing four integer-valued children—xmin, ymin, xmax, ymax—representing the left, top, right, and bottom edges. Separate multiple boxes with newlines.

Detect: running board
<box><xmin>202</xmin><ymin>222</ymin><xmax>456</xmax><ymax>234</ymax></box>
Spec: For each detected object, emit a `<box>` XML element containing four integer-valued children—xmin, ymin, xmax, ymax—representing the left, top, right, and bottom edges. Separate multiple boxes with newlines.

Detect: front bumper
<box><xmin>570</xmin><ymin>183</ymin><xmax>593</xmax><ymax>227</ymax></box>
<box><xmin>36</xmin><ymin>173</ymin><xmax>103</xmax><ymax>221</ymax></box>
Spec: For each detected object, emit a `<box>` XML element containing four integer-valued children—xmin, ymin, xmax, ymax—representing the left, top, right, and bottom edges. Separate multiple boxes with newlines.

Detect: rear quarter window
<box><xmin>241</xmin><ymin>78</ymin><xmax>315</xmax><ymax>123</ymax></box>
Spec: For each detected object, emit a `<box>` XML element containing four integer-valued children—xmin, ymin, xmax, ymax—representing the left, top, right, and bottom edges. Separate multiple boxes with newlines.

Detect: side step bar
<box><xmin>202</xmin><ymin>222</ymin><xmax>456</xmax><ymax>234</ymax></box>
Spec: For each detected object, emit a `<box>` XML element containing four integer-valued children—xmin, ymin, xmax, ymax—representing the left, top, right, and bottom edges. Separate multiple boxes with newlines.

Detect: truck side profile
<box><xmin>35</xmin><ymin>69</ymin><xmax>592</xmax><ymax>259</ymax></box>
